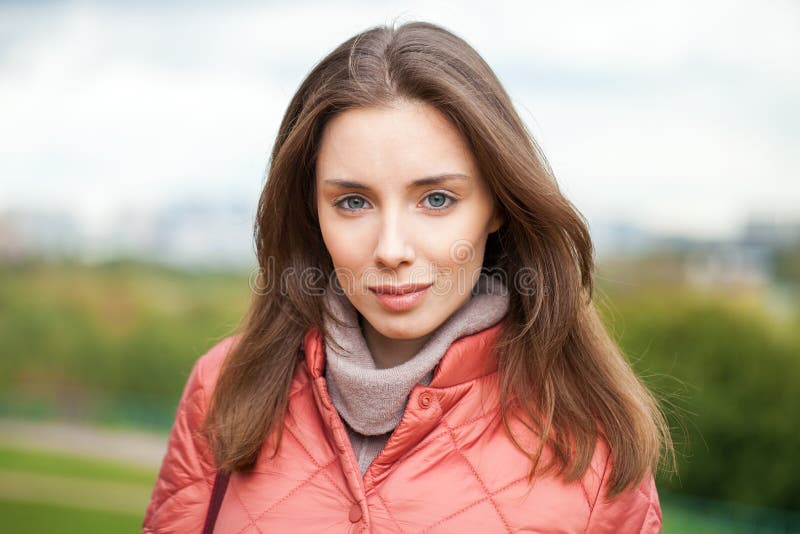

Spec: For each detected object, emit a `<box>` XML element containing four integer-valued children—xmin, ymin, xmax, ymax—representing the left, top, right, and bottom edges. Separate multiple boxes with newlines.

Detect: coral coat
<box><xmin>143</xmin><ymin>322</ymin><xmax>662</xmax><ymax>533</ymax></box>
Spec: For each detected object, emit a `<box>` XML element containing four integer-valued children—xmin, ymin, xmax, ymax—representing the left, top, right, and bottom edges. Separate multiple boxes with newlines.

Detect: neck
<box><xmin>360</xmin><ymin>316</ymin><xmax>435</xmax><ymax>369</ymax></box>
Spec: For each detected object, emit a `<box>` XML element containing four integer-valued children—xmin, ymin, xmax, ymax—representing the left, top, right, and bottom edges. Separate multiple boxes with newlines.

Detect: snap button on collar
<box><xmin>418</xmin><ymin>391</ymin><xmax>433</xmax><ymax>409</ymax></box>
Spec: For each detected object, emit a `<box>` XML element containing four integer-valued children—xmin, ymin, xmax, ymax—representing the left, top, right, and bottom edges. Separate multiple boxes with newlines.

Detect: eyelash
<box><xmin>333</xmin><ymin>191</ymin><xmax>458</xmax><ymax>213</ymax></box>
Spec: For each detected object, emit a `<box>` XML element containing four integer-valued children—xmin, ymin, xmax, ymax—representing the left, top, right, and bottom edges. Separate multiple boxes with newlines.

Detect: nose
<box><xmin>373</xmin><ymin>208</ymin><xmax>415</xmax><ymax>269</ymax></box>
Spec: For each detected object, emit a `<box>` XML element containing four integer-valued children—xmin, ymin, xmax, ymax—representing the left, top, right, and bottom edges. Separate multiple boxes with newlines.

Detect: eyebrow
<box><xmin>322</xmin><ymin>173</ymin><xmax>471</xmax><ymax>191</ymax></box>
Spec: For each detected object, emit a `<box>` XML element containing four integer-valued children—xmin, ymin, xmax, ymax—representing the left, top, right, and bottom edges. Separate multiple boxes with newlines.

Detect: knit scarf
<box><xmin>321</xmin><ymin>275</ymin><xmax>510</xmax><ymax>437</ymax></box>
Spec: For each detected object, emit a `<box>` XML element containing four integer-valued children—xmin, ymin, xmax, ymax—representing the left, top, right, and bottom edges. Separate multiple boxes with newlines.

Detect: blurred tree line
<box><xmin>0</xmin><ymin>259</ymin><xmax>249</xmax><ymax>428</ymax></box>
<box><xmin>773</xmin><ymin>245</ymin><xmax>800</xmax><ymax>286</ymax></box>
<box><xmin>0</xmin><ymin>257</ymin><xmax>798</xmax><ymax>513</ymax></box>
<box><xmin>596</xmin><ymin>253</ymin><xmax>800</xmax><ymax>513</ymax></box>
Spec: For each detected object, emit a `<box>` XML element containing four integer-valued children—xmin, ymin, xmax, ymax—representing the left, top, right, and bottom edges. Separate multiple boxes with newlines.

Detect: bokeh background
<box><xmin>2</xmin><ymin>1</ymin><xmax>799</xmax><ymax>532</ymax></box>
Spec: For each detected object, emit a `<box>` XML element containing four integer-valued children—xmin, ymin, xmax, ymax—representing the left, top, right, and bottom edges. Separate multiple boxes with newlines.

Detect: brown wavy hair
<box><xmin>201</xmin><ymin>19</ymin><xmax>676</xmax><ymax>498</ymax></box>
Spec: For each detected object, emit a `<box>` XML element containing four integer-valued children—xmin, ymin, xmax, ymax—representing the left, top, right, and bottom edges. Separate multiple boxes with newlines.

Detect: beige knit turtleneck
<box><xmin>321</xmin><ymin>275</ymin><xmax>510</xmax><ymax>475</ymax></box>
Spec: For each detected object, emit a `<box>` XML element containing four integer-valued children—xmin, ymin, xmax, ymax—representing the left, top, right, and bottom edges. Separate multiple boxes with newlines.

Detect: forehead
<box><xmin>315</xmin><ymin>101</ymin><xmax>478</xmax><ymax>187</ymax></box>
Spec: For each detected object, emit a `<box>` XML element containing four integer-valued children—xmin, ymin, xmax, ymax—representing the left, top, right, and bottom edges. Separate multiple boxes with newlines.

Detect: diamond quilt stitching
<box><xmin>377</xmin><ymin>419</ymin><xmax>525</xmax><ymax>533</ymax></box>
<box><xmin>283</xmin><ymin>422</ymin><xmax>351</xmax><ymax>502</ymax></box>
<box><xmin>443</xmin><ymin>421</ymin><xmax>513</xmax><ymax>532</ymax></box>
<box><xmin>376</xmin><ymin>409</ymin><xmax>499</xmax><ymax>480</ymax></box>
<box><xmin>421</xmin><ymin>474</ymin><xmax>529</xmax><ymax>532</ymax></box>
<box><xmin>374</xmin><ymin>488</ymin><xmax>405</xmax><ymax>533</ymax></box>
<box><xmin>239</xmin><ymin>456</ymin><xmax>339</xmax><ymax>531</ymax></box>
<box><xmin>231</xmin><ymin>476</ymin><xmax>264</xmax><ymax>534</ymax></box>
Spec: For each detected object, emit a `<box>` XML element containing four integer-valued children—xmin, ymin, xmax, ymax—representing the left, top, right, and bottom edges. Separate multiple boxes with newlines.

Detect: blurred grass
<box><xmin>0</xmin><ymin>500</ymin><xmax>142</xmax><ymax>534</ymax></box>
<box><xmin>0</xmin><ymin>445</ymin><xmax>154</xmax><ymax>532</ymax></box>
<box><xmin>0</xmin><ymin>446</ymin><xmax>157</xmax><ymax>486</ymax></box>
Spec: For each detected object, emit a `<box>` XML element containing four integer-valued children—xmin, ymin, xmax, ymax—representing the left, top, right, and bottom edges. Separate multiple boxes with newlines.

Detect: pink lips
<box><xmin>369</xmin><ymin>283</ymin><xmax>432</xmax><ymax>312</ymax></box>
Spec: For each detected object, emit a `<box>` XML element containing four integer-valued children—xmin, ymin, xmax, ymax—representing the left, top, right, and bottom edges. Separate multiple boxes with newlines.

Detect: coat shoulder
<box><xmin>193</xmin><ymin>334</ymin><xmax>241</xmax><ymax>391</ymax></box>
<box><xmin>582</xmin><ymin>436</ymin><xmax>662</xmax><ymax>533</ymax></box>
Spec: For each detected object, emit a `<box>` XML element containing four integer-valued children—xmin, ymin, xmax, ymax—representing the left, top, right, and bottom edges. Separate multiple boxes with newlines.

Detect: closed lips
<box><xmin>369</xmin><ymin>283</ymin><xmax>432</xmax><ymax>295</ymax></box>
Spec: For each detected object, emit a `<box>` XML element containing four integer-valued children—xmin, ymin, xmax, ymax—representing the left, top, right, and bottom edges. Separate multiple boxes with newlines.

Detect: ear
<box><xmin>488</xmin><ymin>208</ymin><xmax>505</xmax><ymax>234</ymax></box>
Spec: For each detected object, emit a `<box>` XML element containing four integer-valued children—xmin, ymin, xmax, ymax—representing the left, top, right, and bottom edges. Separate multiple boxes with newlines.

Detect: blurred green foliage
<box><xmin>773</xmin><ymin>245</ymin><xmax>800</xmax><ymax>286</ymax></box>
<box><xmin>0</xmin><ymin>258</ymin><xmax>250</xmax><ymax>429</ymax></box>
<box><xmin>596</xmin><ymin>276</ymin><xmax>800</xmax><ymax>514</ymax></box>
<box><xmin>1</xmin><ymin>257</ymin><xmax>798</xmax><ymax>521</ymax></box>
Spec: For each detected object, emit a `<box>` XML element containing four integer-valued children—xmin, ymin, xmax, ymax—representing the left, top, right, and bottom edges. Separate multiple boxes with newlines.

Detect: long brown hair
<box><xmin>202</xmin><ymin>19</ymin><xmax>675</xmax><ymax>498</ymax></box>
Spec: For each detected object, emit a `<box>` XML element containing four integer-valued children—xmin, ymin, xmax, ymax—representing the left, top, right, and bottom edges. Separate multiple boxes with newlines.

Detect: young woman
<box><xmin>143</xmin><ymin>20</ymin><xmax>674</xmax><ymax>533</ymax></box>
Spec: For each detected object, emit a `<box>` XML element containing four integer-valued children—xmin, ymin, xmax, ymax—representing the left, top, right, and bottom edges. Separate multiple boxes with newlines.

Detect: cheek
<box><xmin>319</xmin><ymin>214</ymin><xmax>373</xmax><ymax>269</ymax></box>
<box><xmin>420</xmin><ymin>216</ymin><xmax>490</xmax><ymax>269</ymax></box>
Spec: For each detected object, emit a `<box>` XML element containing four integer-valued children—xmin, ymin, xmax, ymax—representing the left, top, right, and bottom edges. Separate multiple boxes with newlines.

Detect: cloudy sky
<box><xmin>1</xmin><ymin>0</ymin><xmax>798</xmax><ymax>239</ymax></box>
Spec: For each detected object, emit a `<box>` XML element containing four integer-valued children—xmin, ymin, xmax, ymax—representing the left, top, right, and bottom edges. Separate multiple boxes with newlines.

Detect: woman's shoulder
<box><xmin>189</xmin><ymin>333</ymin><xmax>242</xmax><ymax>391</ymax></box>
<box><xmin>191</xmin><ymin>333</ymin><xmax>309</xmax><ymax>395</ymax></box>
<box><xmin>581</xmin><ymin>435</ymin><xmax>662</xmax><ymax>532</ymax></box>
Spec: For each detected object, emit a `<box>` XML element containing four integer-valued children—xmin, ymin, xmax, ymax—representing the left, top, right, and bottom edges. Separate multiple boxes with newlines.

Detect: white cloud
<box><xmin>1</xmin><ymin>0</ymin><xmax>798</xmax><ymax>239</ymax></box>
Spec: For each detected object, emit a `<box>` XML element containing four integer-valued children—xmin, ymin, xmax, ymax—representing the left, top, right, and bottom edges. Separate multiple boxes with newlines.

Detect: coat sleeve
<box><xmin>585</xmin><ymin>450</ymin><xmax>663</xmax><ymax>533</ymax></box>
<box><xmin>142</xmin><ymin>354</ymin><xmax>217</xmax><ymax>533</ymax></box>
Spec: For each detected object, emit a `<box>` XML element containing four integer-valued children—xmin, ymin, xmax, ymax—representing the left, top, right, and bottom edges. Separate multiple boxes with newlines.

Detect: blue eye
<box><xmin>338</xmin><ymin>196</ymin><xmax>370</xmax><ymax>211</ymax></box>
<box><xmin>424</xmin><ymin>192</ymin><xmax>456</xmax><ymax>209</ymax></box>
<box><xmin>334</xmin><ymin>195</ymin><xmax>369</xmax><ymax>211</ymax></box>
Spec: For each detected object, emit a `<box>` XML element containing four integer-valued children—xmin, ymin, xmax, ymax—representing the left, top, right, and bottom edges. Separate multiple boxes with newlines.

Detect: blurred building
<box><xmin>0</xmin><ymin>197</ymin><xmax>258</xmax><ymax>270</ymax></box>
<box><xmin>592</xmin><ymin>215</ymin><xmax>800</xmax><ymax>292</ymax></box>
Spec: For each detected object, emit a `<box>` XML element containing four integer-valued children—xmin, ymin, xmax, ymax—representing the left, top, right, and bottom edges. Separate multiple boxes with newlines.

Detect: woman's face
<box><xmin>315</xmin><ymin>99</ymin><xmax>503</xmax><ymax>341</ymax></box>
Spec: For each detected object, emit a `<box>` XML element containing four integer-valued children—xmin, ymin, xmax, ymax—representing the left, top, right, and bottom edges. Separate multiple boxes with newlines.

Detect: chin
<box><xmin>368</xmin><ymin>316</ymin><xmax>436</xmax><ymax>341</ymax></box>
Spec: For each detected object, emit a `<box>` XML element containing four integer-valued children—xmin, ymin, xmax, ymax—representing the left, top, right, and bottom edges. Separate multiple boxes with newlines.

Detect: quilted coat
<box><xmin>143</xmin><ymin>321</ymin><xmax>662</xmax><ymax>533</ymax></box>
